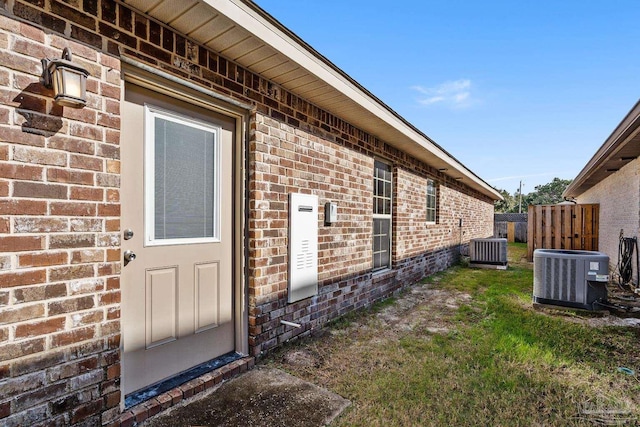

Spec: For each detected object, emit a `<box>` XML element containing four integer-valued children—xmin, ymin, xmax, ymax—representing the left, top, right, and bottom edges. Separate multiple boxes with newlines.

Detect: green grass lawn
<box><xmin>268</xmin><ymin>243</ymin><xmax>640</xmax><ymax>426</ymax></box>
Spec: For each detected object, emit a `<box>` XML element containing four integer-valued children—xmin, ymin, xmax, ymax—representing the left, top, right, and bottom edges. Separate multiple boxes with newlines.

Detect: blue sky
<box><xmin>253</xmin><ymin>0</ymin><xmax>640</xmax><ymax>195</ymax></box>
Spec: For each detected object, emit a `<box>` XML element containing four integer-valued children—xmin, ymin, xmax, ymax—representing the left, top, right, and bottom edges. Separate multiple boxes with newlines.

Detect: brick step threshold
<box><xmin>114</xmin><ymin>355</ymin><xmax>255</xmax><ymax>427</ymax></box>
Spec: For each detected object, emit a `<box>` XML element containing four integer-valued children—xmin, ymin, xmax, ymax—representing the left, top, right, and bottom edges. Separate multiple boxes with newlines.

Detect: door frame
<box><xmin>119</xmin><ymin>61</ymin><xmax>250</xmax><ymax>406</ymax></box>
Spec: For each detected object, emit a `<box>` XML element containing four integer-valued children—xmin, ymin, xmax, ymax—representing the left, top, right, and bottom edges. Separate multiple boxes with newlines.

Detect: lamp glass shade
<box><xmin>49</xmin><ymin>61</ymin><xmax>88</xmax><ymax>108</ymax></box>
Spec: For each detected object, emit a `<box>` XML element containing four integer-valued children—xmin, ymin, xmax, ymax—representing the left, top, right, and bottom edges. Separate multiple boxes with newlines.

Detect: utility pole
<box><xmin>518</xmin><ymin>180</ymin><xmax>523</xmax><ymax>213</ymax></box>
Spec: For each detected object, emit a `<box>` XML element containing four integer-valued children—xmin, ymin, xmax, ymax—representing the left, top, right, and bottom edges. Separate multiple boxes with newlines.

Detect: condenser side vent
<box><xmin>538</xmin><ymin>257</ymin><xmax>578</xmax><ymax>302</ymax></box>
<box><xmin>469</xmin><ymin>238</ymin><xmax>508</xmax><ymax>268</ymax></box>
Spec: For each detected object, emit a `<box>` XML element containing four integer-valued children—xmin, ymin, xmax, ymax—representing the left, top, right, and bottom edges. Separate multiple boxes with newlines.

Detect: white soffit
<box><xmin>122</xmin><ymin>0</ymin><xmax>501</xmax><ymax>200</ymax></box>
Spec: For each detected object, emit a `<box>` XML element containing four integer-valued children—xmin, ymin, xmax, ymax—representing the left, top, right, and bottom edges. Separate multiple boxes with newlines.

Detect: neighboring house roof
<box><xmin>121</xmin><ymin>0</ymin><xmax>502</xmax><ymax>201</ymax></box>
<box><xmin>494</xmin><ymin>213</ymin><xmax>528</xmax><ymax>222</ymax></box>
<box><xmin>564</xmin><ymin>99</ymin><xmax>640</xmax><ymax>198</ymax></box>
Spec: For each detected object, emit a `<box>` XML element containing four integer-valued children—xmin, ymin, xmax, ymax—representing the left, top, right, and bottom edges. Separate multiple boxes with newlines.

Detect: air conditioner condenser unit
<box><xmin>533</xmin><ymin>249</ymin><xmax>609</xmax><ymax>310</ymax></box>
<box><xmin>469</xmin><ymin>238</ymin><xmax>508</xmax><ymax>269</ymax></box>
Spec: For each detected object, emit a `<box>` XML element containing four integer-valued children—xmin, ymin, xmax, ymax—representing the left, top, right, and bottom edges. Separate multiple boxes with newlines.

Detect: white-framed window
<box><xmin>373</xmin><ymin>160</ymin><xmax>392</xmax><ymax>271</ymax></box>
<box><xmin>426</xmin><ymin>178</ymin><xmax>437</xmax><ymax>223</ymax></box>
<box><xmin>144</xmin><ymin>105</ymin><xmax>221</xmax><ymax>246</ymax></box>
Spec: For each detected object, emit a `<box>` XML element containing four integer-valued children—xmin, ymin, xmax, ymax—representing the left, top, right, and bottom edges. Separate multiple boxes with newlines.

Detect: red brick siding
<box><xmin>395</xmin><ymin>168</ymin><xmax>431</xmax><ymax>259</ymax></box>
<box><xmin>249</xmin><ymin>115</ymin><xmax>373</xmax><ymax>305</ymax></box>
<box><xmin>0</xmin><ymin>11</ymin><xmax>121</xmax><ymax>427</ymax></box>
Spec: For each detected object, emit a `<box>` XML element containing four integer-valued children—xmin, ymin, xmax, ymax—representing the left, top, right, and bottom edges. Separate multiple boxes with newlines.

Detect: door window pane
<box><xmin>146</xmin><ymin>106</ymin><xmax>220</xmax><ymax>244</ymax></box>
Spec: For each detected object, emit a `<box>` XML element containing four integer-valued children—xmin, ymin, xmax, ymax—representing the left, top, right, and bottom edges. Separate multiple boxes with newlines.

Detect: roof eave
<box><xmin>125</xmin><ymin>0</ymin><xmax>502</xmax><ymax>200</ymax></box>
<box><xmin>203</xmin><ymin>1</ymin><xmax>501</xmax><ymax>200</ymax></box>
<box><xmin>563</xmin><ymin>99</ymin><xmax>640</xmax><ymax>199</ymax></box>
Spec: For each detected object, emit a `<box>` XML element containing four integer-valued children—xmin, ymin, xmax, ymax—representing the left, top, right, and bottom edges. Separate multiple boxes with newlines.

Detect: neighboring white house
<box><xmin>563</xmin><ymin>100</ymin><xmax>640</xmax><ymax>284</ymax></box>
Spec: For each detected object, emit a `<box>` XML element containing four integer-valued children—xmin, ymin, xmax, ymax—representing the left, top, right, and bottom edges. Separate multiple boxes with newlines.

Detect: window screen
<box><xmin>373</xmin><ymin>217</ymin><xmax>390</xmax><ymax>270</ymax></box>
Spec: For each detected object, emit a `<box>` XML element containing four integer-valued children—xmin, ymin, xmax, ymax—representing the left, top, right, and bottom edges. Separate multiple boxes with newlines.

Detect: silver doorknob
<box><xmin>124</xmin><ymin>250</ymin><xmax>136</xmax><ymax>264</ymax></box>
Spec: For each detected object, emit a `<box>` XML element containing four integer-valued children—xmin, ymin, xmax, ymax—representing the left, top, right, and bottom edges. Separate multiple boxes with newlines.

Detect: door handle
<box><xmin>124</xmin><ymin>250</ymin><xmax>136</xmax><ymax>265</ymax></box>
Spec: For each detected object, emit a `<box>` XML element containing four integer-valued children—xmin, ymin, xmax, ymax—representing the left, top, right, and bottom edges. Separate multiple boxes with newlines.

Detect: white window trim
<box><xmin>426</xmin><ymin>178</ymin><xmax>437</xmax><ymax>224</ymax></box>
<box><xmin>144</xmin><ymin>104</ymin><xmax>222</xmax><ymax>247</ymax></box>
<box><xmin>372</xmin><ymin>214</ymin><xmax>392</xmax><ymax>273</ymax></box>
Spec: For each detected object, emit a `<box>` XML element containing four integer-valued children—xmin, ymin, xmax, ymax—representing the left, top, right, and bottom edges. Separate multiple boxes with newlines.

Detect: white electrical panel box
<box><xmin>324</xmin><ymin>202</ymin><xmax>337</xmax><ymax>225</ymax></box>
<box><xmin>288</xmin><ymin>193</ymin><xmax>318</xmax><ymax>303</ymax></box>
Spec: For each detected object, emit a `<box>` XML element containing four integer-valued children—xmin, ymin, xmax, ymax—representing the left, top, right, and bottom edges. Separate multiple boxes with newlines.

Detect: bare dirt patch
<box><xmin>373</xmin><ymin>285</ymin><xmax>472</xmax><ymax>337</ymax></box>
<box><xmin>533</xmin><ymin>305</ymin><xmax>640</xmax><ymax>328</ymax></box>
<box><xmin>142</xmin><ymin>367</ymin><xmax>350</xmax><ymax>427</ymax></box>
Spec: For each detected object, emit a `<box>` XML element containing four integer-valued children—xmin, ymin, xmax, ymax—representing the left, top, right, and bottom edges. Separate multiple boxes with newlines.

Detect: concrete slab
<box><xmin>141</xmin><ymin>366</ymin><xmax>351</xmax><ymax>427</ymax></box>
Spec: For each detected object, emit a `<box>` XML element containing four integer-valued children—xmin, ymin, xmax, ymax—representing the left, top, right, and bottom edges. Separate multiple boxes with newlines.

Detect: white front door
<box><xmin>121</xmin><ymin>82</ymin><xmax>236</xmax><ymax>395</ymax></box>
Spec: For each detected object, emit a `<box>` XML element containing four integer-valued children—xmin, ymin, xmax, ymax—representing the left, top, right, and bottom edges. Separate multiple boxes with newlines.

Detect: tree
<box><xmin>526</xmin><ymin>178</ymin><xmax>573</xmax><ymax>206</ymax></box>
<box><xmin>494</xmin><ymin>178</ymin><xmax>573</xmax><ymax>213</ymax></box>
<box><xmin>494</xmin><ymin>188</ymin><xmax>515</xmax><ymax>213</ymax></box>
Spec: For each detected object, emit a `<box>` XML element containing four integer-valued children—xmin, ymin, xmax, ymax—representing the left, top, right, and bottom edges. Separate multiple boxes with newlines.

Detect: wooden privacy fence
<box><xmin>494</xmin><ymin>213</ymin><xmax>528</xmax><ymax>243</ymax></box>
<box><xmin>527</xmin><ymin>204</ymin><xmax>599</xmax><ymax>261</ymax></box>
<box><xmin>494</xmin><ymin>222</ymin><xmax>527</xmax><ymax>242</ymax></box>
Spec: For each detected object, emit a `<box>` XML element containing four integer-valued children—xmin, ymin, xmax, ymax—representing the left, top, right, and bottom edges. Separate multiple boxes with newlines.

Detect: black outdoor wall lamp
<box><xmin>41</xmin><ymin>47</ymin><xmax>89</xmax><ymax>109</ymax></box>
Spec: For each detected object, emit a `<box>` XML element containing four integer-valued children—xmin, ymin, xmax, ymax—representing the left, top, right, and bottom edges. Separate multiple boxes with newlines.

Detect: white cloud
<box><xmin>412</xmin><ymin>79</ymin><xmax>475</xmax><ymax>109</ymax></box>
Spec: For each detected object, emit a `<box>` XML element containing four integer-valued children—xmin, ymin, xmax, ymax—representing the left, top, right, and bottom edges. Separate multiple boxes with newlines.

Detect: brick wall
<box><xmin>0</xmin><ymin>12</ymin><xmax>121</xmax><ymax>427</ymax></box>
<box><xmin>576</xmin><ymin>158</ymin><xmax>640</xmax><ymax>281</ymax></box>
<box><xmin>394</xmin><ymin>168</ymin><xmax>493</xmax><ymax>258</ymax></box>
<box><xmin>248</xmin><ymin>113</ymin><xmax>494</xmax><ymax>357</ymax></box>
<box><xmin>393</xmin><ymin>168</ymin><xmax>494</xmax><ymax>283</ymax></box>
<box><xmin>249</xmin><ymin>114</ymin><xmax>373</xmax><ymax>300</ymax></box>
<box><xmin>0</xmin><ymin>0</ymin><xmax>495</xmax><ymax>424</ymax></box>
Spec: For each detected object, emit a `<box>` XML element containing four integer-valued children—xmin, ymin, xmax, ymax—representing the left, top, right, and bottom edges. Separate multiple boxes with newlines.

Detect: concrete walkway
<box><xmin>141</xmin><ymin>367</ymin><xmax>351</xmax><ymax>427</ymax></box>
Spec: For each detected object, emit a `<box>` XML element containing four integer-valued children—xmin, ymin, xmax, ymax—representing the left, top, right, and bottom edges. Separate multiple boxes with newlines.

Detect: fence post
<box><xmin>507</xmin><ymin>222</ymin><xmax>515</xmax><ymax>243</ymax></box>
<box><xmin>574</xmin><ymin>205</ymin><xmax>582</xmax><ymax>250</ymax></box>
<box><xmin>563</xmin><ymin>205</ymin><xmax>572</xmax><ymax>249</ymax></box>
<box><xmin>527</xmin><ymin>205</ymin><xmax>535</xmax><ymax>261</ymax></box>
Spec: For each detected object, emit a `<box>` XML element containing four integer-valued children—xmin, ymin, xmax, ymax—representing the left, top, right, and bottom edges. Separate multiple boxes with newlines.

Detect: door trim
<box><xmin>120</xmin><ymin>63</ymin><xmax>249</xmax><ymax>407</ymax></box>
<box><xmin>121</xmin><ymin>55</ymin><xmax>255</xmax><ymax>112</ymax></box>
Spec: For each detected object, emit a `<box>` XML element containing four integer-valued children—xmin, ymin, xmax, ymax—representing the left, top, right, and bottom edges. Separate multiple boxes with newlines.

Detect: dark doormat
<box><xmin>142</xmin><ymin>366</ymin><xmax>351</xmax><ymax>427</ymax></box>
